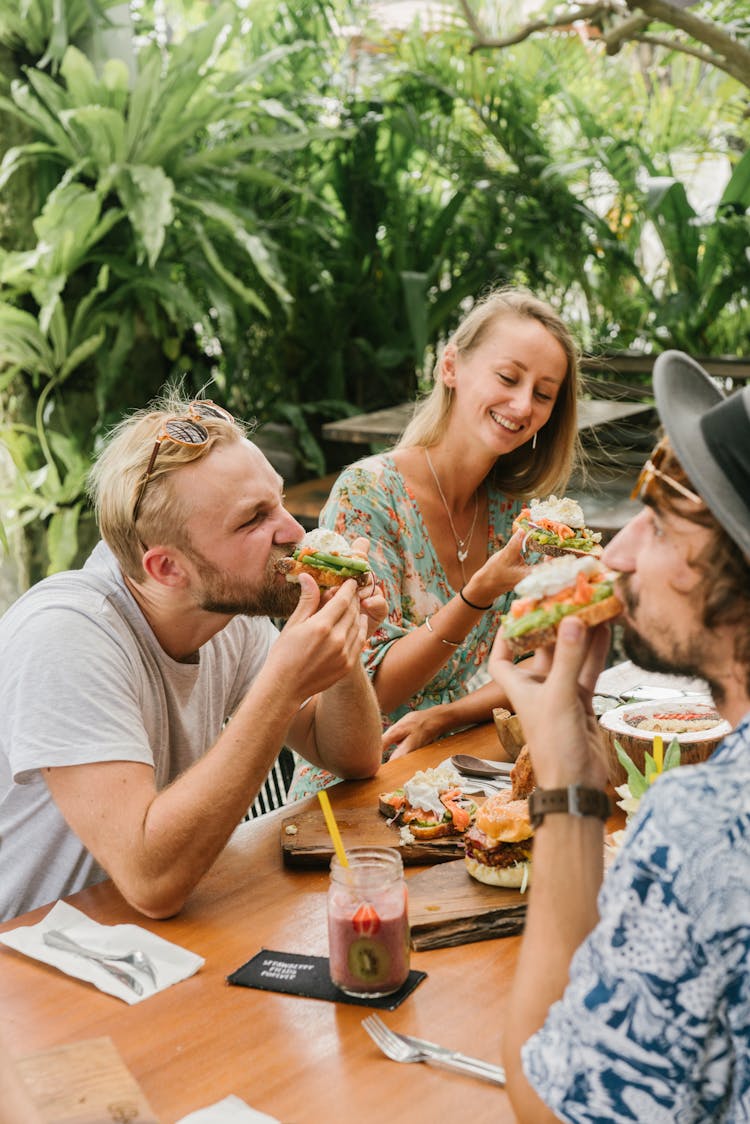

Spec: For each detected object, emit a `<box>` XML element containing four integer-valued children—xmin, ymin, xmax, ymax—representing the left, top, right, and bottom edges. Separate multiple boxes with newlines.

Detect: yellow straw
<box><xmin>317</xmin><ymin>790</ymin><xmax>349</xmax><ymax>868</ymax></box>
<box><xmin>653</xmin><ymin>734</ymin><xmax>664</xmax><ymax>774</ymax></box>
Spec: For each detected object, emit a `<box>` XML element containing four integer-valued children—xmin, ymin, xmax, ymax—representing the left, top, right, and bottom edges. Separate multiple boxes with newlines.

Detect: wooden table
<box><xmin>0</xmin><ymin>725</ymin><xmax>528</xmax><ymax>1123</ymax></box>
<box><xmin>322</xmin><ymin>397</ymin><xmax>654</xmax><ymax>446</ymax></box>
<box><xmin>0</xmin><ymin>723</ymin><xmax>625</xmax><ymax>1123</ymax></box>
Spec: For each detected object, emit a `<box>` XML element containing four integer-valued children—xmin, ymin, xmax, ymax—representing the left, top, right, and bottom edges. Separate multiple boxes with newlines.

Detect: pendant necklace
<box><xmin>424</xmin><ymin>447</ymin><xmax>479</xmax><ymax>582</ymax></box>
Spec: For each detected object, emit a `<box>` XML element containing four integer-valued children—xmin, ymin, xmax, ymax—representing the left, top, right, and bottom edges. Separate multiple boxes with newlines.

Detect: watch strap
<box><xmin>528</xmin><ymin>785</ymin><xmax>611</xmax><ymax>829</ymax></box>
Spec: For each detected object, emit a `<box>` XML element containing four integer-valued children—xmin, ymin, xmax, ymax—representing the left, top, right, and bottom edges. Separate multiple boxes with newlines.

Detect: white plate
<box><xmin>599</xmin><ymin>697</ymin><xmax>730</xmax><ymax>744</ymax></box>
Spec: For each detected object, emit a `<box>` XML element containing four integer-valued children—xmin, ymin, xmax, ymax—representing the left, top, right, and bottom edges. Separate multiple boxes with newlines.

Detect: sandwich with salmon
<box><xmin>464</xmin><ymin>790</ymin><xmax>534</xmax><ymax>890</ymax></box>
<box><xmin>275</xmin><ymin>528</ymin><xmax>372</xmax><ymax>590</ymax></box>
<box><xmin>379</xmin><ymin>766</ymin><xmax>478</xmax><ymax>841</ymax></box>
<box><xmin>501</xmin><ymin>554</ymin><xmax>622</xmax><ymax>658</ymax></box>
<box><xmin>513</xmin><ymin>495</ymin><xmax>602</xmax><ymax>558</ymax></box>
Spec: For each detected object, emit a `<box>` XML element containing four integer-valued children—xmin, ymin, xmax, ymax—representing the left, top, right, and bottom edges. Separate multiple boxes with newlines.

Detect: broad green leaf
<box><xmin>70</xmin><ymin>265</ymin><xmax>110</xmax><ymax>342</ymax></box>
<box><xmin>614</xmin><ymin>740</ymin><xmax>649</xmax><ymax>798</ymax></box>
<box><xmin>0</xmin><ymin>142</ymin><xmax>62</xmax><ymax>193</ymax></box>
<box><xmin>33</xmin><ymin>275</ymin><xmax>66</xmax><ymax>337</ymax></box>
<box><xmin>116</xmin><ymin>166</ymin><xmax>175</xmax><ymax>268</ymax></box>
<box><xmin>644</xmin><ymin>175</ymin><xmax>699</xmax><ymax>288</ymax></box>
<box><xmin>60</xmin><ymin>45</ymin><xmax>101</xmax><ymax>107</ymax></box>
<box><xmin>59</xmin><ymin>328</ymin><xmax>106</xmax><ymax>383</ymax></box>
<box><xmin>2</xmin><ymin>83</ymin><xmax>77</xmax><ymax>156</ymax></box>
<box><xmin>663</xmin><ymin>738</ymin><xmax>682</xmax><ymax>771</ymax></box>
<box><xmin>0</xmin><ymin>306</ymin><xmax>55</xmax><ymax>375</ymax></box>
<box><xmin>192</xmin><ymin>225</ymin><xmax>271</xmax><ymax>317</ymax></box>
<box><xmin>60</xmin><ymin>105</ymin><xmax>127</xmax><ymax>167</ymax></box>
<box><xmin>0</xmin><ymin>246</ymin><xmax>51</xmax><ymax>286</ymax></box>
<box><xmin>101</xmin><ymin>59</ymin><xmax>131</xmax><ymax>112</ymax></box>
<box><xmin>43</xmin><ymin>300</ymin><xmax>67</xmax><ymax>372</ymax></box>
<box><xmin>180</xmin><ymin>196</ymin><xmax>290</xmax><ymax>306</ymax></box>
<box><xmin>125</xmin><ymin>46</ymin><xmax>164</xmax><ymax>158</ymax></box>
<box><xmin>25</xmin><ymin>66</ymin><xmax>72</xmax><ymax>120</ymax></box>
<box><xmin>400</xmin><ymin>271</ymin><xmax>429</xmax><ymax>364</ymax></box>
<box><xmin>46</xmin><ymin>504</ymin><xmax>81</xmax><ymax>574</ymax></box>
<box><xmin>699</xmin><ymin>150</ymin><xmax>750</xmax><ymax>289</ymax></box>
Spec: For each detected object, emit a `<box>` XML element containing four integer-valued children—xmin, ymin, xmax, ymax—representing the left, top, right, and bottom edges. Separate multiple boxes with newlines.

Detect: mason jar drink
<box><xmin>327</xmin><ymin>847</ymin><xmax>410</xmax><ymax>998</ymax></box>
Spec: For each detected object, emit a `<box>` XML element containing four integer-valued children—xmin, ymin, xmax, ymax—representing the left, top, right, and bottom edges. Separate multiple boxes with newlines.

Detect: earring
<box><xmin>532</xmin><ymin>431</ymin><xmax>538</xmax><ymax>451</ymax></box>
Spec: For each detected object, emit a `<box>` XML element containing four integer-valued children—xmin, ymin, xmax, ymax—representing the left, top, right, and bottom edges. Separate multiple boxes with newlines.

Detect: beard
<box><xmin>187</xmin><ymin>545</ymin><xmax>301</xmax><ymax>618</ymax></box>
<box><xmin>618</xmin><ymin>577</ymin><xmax>720</xmax><ymax>698</ymax></box>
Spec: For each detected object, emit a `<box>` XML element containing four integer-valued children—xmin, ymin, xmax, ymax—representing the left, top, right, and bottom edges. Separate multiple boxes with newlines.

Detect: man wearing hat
<box><xmin>490</xmin><ymin>352</ymin><xmax>750</xmax><ymax>1122</ymax></box>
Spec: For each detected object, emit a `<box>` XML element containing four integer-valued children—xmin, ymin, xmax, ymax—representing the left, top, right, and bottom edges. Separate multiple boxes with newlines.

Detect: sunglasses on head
<box><xmin>132</xmin><ymin>400</ymin><xmax>234</xmax><ymax>524</ymax></box>
<box><xmin>630</xmin><ymin>443</ymin><xmax>702</xmax><ymax>507</ymax></box>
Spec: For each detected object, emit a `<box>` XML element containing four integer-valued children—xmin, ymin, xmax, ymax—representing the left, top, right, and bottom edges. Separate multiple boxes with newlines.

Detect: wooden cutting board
<box><xmin>17</xmin><ymin>1036</ymin><xmax>159</xmax><ymax>1123</ymax></box>
<box><xmin>407</xmin><ymin>859</ymin><xmax>527</xmax><ymax>950</ymax></box>
<box><xmin>281</xmin><ymin>806</ymin><xmax>468</xmax><ymax>867</ymax></box>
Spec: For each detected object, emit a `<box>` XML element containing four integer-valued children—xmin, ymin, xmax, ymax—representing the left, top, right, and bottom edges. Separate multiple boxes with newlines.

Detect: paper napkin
<box><xmin>176</xmin><ymin>1095</ymin><xmax>279</xmax><ymax>1123</ymax></box>
<box><xmin>437</xmin><ymin>755</ymin><xmax>512</xmax><ymax>797</ymax></box>
<box><xmin>0</xmin><ymin>900</ymin><xmax>204</xmax><ymax>1005</ymax></box>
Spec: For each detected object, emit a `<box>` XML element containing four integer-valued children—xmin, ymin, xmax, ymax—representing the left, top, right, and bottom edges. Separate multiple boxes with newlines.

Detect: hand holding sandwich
<box><xmin>489</xmin><ymin>615</ymin><xmax>611</xmax><ymax>791</ymax></box>
<box><xmin>459</xmin><ymin>527</ymin><xmax>531</xmax><ymax>610</ymax></box>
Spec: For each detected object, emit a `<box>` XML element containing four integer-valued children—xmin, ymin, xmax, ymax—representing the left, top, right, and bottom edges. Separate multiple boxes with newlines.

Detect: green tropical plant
<box><xmin>0</xmin><ymin>4</ymin><xmax>342</xmax><ymax>575</ymax></box>
<box><xmin>0</xmin><ymin>0</ymin><xmax>122</xmax><ymax>69</ymax></box>
<box><xmin>231</xmin><ymin>0</ymin><xmax>623</xmax><ymax>425</ymax></box>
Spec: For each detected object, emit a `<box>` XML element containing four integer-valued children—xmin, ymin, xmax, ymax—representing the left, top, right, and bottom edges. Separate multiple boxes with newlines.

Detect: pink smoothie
<box><xmin>328</xmin><ymin>888</ymin><xmax>410</xmax><ymax>997</ymax></box>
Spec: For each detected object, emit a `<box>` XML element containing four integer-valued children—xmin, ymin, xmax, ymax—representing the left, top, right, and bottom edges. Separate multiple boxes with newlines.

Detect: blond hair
<box><xmin>87</xmin><ymin>391</ymin><xmax>248</xmax><ymax>580</ymax></box>
<box><xmin>396</xmin><ymin>287</ymin><xmax>580</xmax><ymax>497</ymax></box>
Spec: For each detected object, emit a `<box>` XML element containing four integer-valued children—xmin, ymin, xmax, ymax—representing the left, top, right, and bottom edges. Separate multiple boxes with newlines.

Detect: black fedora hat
<box><xmin>653</xmin><ymin>350</ymin><xmax>750</xmax><ymax>557</ymax></box>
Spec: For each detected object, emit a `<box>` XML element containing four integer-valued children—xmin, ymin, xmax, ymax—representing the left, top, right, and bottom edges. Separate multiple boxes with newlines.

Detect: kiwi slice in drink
<box><xmin>348</xmin><ymin>937</ymin><xmax>391</xmax><ymax>982</ymax></box>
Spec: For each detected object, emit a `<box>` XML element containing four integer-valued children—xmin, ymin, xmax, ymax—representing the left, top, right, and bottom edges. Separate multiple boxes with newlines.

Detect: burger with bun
<box><xmin>501</xmin><ymin>554</ymin><xmax>622</xmax><ymax>658</ymax></box>
<box><xmin>464</xmin><ymin>790</ymin><xmax>534</xmax><ymax>890</ymax></box>
<box><xmin>275</xmin><ymin>528</ymin><xmax>372</xmax><ymax>590</ymax></box>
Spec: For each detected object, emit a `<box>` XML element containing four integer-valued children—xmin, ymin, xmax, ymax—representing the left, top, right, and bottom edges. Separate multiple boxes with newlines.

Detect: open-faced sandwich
<box><xmin>275</xmin><ymin>528</ymin><xmax>372</xmax><ymax>590</ymax></box>
<box><xmin>379</xmin><ymin>766</ymin><xmax>478</xmax><ymax>841</ymax></box>
<box><xmin>464</xmin><ymin>789</ymin><xmax>534</xmax><ymax>890</ymax></box>
<box><xmin>501</xmin><ymin>554</ymin><xmax>622</xmax><ymax>658</ymax></box>
<box><xmin>513</xmin><ymin>495</ymin><xmax>602</xmax><ymax>558</ymax></box>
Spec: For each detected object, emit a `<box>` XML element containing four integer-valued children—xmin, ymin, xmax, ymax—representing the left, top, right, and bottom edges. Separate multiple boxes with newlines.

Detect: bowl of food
<box><xmin>599</xmin><ymin>698</ymin><xmax>730</xmax><ymax>785</ymax></box>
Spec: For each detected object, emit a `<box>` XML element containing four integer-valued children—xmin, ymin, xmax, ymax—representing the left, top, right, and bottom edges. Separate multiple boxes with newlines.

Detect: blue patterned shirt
<box><xmin>524</xmin><ymin>713</ymin><xmax>750</xmax><ymax>1123</ymax></box>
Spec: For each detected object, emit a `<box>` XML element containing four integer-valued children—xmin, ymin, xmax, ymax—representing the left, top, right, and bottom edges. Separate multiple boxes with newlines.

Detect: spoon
<box><xmin>450</xmin><ymin>754</ymin><xmax>515</xmax><ymax>779</ymax></box>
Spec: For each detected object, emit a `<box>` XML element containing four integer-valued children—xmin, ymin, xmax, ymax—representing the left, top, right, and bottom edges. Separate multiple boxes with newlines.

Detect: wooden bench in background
<box><xmin>285</xmin><ymin>472</ymin><xmax>339</xmax><ymax>529</ymax></box>
<box><xmin>284</xmin><ymin>352</ymin><xmax>748</xmax><ymax>534</ymax></box>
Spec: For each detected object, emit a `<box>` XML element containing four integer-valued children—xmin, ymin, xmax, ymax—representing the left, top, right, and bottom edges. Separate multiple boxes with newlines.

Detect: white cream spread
<box><xmin>514</xmin><ymin>554</ymin><xmax>603</xmax><ymax>600</ymax></box>
<box><xmin>301</xmin><ymin>528</ymin><xmax>352</xmax><ymax>555</ymax></box>
<box><xmin>402</xmin><ymin>766</ymin><xmax>463</xmax><ymax>817</ymax></box>
<box><xmin>528</xmin><ymin>494</ymin><xmax>586</xmax><ymax>528</ymax></box>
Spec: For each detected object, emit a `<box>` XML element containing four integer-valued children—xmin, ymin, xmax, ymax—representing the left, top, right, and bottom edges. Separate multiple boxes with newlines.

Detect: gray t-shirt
<box><xmin>0</xmin><ymin>542</ymin><xmax>277</xmax><ymax>920</ymax></box>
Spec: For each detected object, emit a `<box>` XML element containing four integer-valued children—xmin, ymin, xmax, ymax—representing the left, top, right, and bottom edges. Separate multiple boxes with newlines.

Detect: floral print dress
<box><xmin>287</xmin><ymin>453</ymin><xmax>522</xmax><ymax>800</ymax></box>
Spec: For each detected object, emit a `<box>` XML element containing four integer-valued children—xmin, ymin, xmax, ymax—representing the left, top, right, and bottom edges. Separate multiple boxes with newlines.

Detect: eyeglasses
<box><xmin>132</xmin><ymin>400</ymin><xmax>234</xmax><ymax>524</ymax></box>
<box><xmin>630</xmin><ymin>448</ymin><xmax>702</xmax><ymax>507</ymax></box>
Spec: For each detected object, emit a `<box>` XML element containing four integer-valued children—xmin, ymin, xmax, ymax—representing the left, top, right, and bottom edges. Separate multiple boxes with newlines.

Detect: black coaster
<box><xmin>227</xmin><ymin>948</ymin><xmax>426</xmax><ymax>1010</ymax></box>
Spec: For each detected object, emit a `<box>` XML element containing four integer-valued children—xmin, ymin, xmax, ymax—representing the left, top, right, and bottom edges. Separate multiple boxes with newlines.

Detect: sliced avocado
<box><xmin>503</xmin><ymin>582</ymin><xmax>614</xmax><ymax>638</ymax></box>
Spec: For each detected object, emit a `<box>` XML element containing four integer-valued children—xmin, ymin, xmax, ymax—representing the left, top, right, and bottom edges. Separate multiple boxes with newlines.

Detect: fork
<box><xmin>42</xmin><ymin>929</ymin><xmax>157</xmax><ymax>988</ymax></box>
<box><xmin>362</xmin><ymin>1014</ymin><xmax>505</xmax><ymax>1086</ymax></box>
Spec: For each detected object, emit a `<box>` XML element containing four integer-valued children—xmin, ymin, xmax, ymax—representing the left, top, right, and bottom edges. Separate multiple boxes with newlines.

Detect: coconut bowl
<box><xmin>599</xmin><ymin>698</ymin><xmax>730</xmax><ymax>786</ymax></box>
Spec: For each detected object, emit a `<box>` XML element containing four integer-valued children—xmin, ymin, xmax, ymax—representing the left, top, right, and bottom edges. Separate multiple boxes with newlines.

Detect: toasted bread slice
<box><xmin>275</xmin><ymin>556</ymin><xmax>372</xmax><ymax>589</ymax></box>
<box><xmin>505</xmin><ymin>593</ymin><xmax>622</xmax><ymax>658</ymax></box>
<box><xmin>378</xmin><ymin>793</ymin><xmax>456</xmax><ymax>840</ymax></box>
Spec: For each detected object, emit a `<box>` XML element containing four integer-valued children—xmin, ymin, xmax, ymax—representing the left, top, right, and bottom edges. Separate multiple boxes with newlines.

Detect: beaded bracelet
<box><xmin>424</xmin><ymin>615</ymin><xmax>461</xmax><ymax>648</ymax></box>
<box><xmin>459</xmin><ymin>587</ymin><xmax>493</xmax><ymax>612</ymax></box>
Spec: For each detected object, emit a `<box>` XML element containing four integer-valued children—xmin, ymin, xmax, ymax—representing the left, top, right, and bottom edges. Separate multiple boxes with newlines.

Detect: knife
<box><xmin>398</xmin><ymin>1029</ymin><xmax>506</xmax><ymax>1085</ymax></box>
